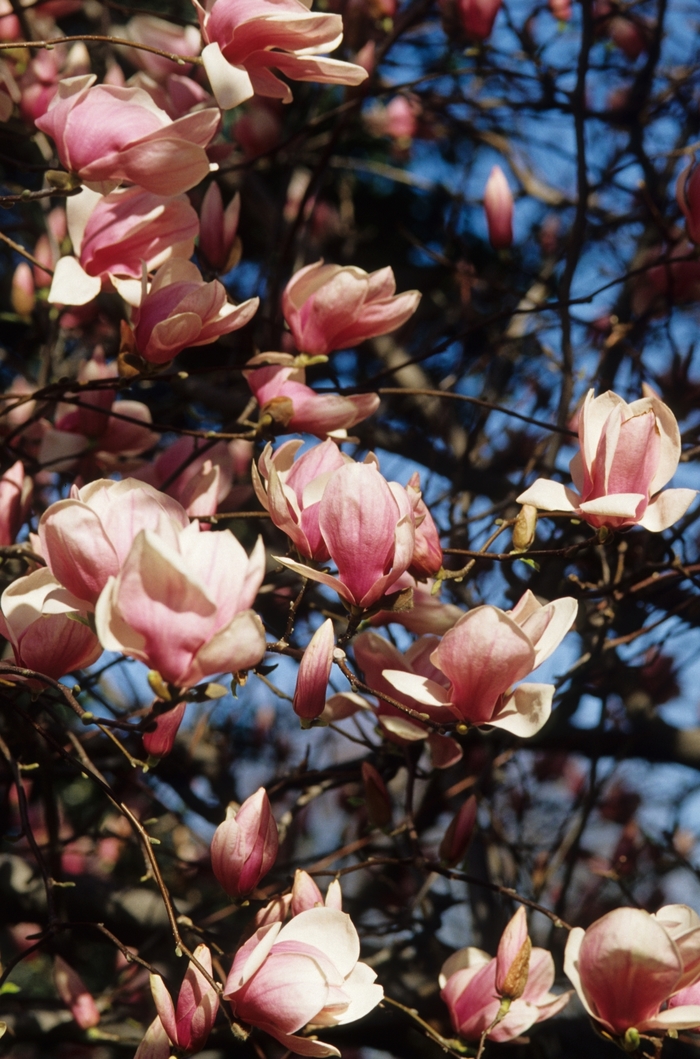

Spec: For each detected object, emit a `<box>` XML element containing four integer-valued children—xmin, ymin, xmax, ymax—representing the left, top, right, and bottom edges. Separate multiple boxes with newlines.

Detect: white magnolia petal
<box><xmin>202</xmin><ymin>43</ymin><xmax>254</xmax><ymax>109</ymax></box>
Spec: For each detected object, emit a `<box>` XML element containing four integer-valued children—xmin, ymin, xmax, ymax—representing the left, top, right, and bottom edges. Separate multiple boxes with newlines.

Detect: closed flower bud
<box><xmin>496</xmin><ymin>907</ymin><xmax>532</xmax><ymax>1000</ymax></box>
<box><xmin>512</xmin><ymin>503</ymin><xmax>537</xmax><ymax>552</ymax></box>
<box><xmin>11</xmin><ymin>263</ymin><xmax>35</xmax><ymax>316</ymax></box>
<box><xmin>142</xmin><ymin>701</ymin><xmax>186</xmax><ymax>759</ymax></box>
<box><xmin>293</xmin><ymin>618</ymin><xmax>335</xmax><ymax>724</ymax></box>
<box><xmin>439</xmin><ymin>795</ymin><xmax>477</xmax><ymax>866</ymax></box>
<box><xmin>211</xmin><ymin>787</ymin><xmax>278</xmax><ymax>900</ymax></box>
<box><xmin>53</xmin><ymin>956</ymin><xmax>100</xmax><ymax>1030</ymax></box>
<box><xmin>199</xmin><ymin>183</ymin><xmax>241</xmax><ymax>272</ymax></box>
<box><xmin>361</xmin><ymin>761</ymin><xmax>392</xmax><ymax>829</ymax></box>
<box><xmin>484</xmin><ymin>165</ymin><xmax>514</xmax><ymax>249</ymax></box>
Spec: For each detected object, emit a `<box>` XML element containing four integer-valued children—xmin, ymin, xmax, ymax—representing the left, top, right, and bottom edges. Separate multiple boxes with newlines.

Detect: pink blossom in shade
<box><xmin>0</xmin><ymin>460</ymin><xmax>32</xmax><ymax>546</ymax></box>
<box><xmin>283</xmin><ymin>261</ymin><xmax>421</xmax><ymax>357</ymax></box>
<box><xmin>131</xmin><ymin>260</ymin><xmax>258</xmax><ymax>365</ymax></box>
<box><xmin>549</xmin><ymin>0</ymin><xmax>572</xmax><ymax>20</ymax></box>
<box><xmin>455</xmin><ymin>0</ymin><xmax>501</xmax><ymax>39</ymax></box>
<box><xmin>484</xmin><ymin>165</ymin><xmax>513</xmax><ymax>250</ymax></box>
<box><xmin>353</xmin><ymin>630</ymin><xmax>462</xmax><ymax>769</ymax></box>
<box><xmin>233</xmin><ymin>97</ymin><xmax>283</xmax><ymax>157</ymax></box>
<box><xmin>516</xmin><ymin>388</ymin><xmax>697</xmax><ymax>533</ymax></box>
<box><xmin>405</xmin><ymin>472</ymin><xmax>443</xmax><ymax>578</ymax></box>
<box><xmin>439</xmin><ymin>795</ymin><xmax>477</xmax><ymax>866</ymax></box>
<box><xmin>291</xmin><ymin>870</ymin><xmax>342</xmax><ymax>916</ymax></box>
<box><xmin>94</xmin><ymin>523</ymin><xmax>267</xmax><ymax>688</ymax></box>
<box><xmin>150</xmin><ymin>944</ymin><xmax>219</xmax><ymax>1055</ymax></box>
<box><xmin>632</xmin><ymin>242</ymin><xmax>700</xmax><ymax>316</ymax></box>
<box><xmin>199</xmin><ymin>184</ymin><xmax>242</xmax><ymax>272</ymax></box>
<box><xmin>134</xmin><ymin>1016</ymin><xmax>171</xmax><ymax>1059</ymax></box>
<box><xmin>369</xmin><ymin>573</ymin><xmax>464</xmax><ymax>635</ymax></box>
<box><xmin>135</xmin><ymin>435</ymin><xmax>234</xmax><ymax>519</ymax></box>
<box><xmin>293</xmin><ymin>618</ymin><xmax>336</xmax><ymax>722</ymax></box>
<box><xmin>0</xmin><ymin>568</ymin><xmax>102</xmax><ymax>680</ymax></box>
<box><xmin>142</xmin><ymin>701</ymin><xmax>187</xmax><ymax>759</ymax></box>
<box><xmin>11</xmin><ymin>263</ymin><xmax>35</xmax><ymax>317</ymax></box>
<box><xmin>53</xmin><ymin>956</ymin><xmax>101</xmax><ymax>1029</ymax></box>
<box><xmin>39</xmin><ymin>477</ymin><xmax>190</xmax><ymax>607</ymax></box>
<box><xmin>677</xmin><ymin>161</ymin><xmax>700</xmax><ymax>246</ymax></box>
<box><xmin>211</xmin><ymin>787</ymin><xmax>278</xmax><ymax>900</ymax></box>
<box><xmin>48</xmin><ymin>186</ymin><xmax>200</xmax><ymax>308</ymax></box>
<box><xmin>120</xmin><ymin>15</ymin><xmax>201</xmax><ymax>81</ymax></box>
<box><xmin>194</xmin><ymin>0</ymin><xmax>368</xmax><ymax>110</ymax></box>
<box><xmin>245</xmin><ymin>356</ymin><xmax>380</xmax><ymax>438</ymax></box>
<box><xmin>276</xmin><ymin>460</ymin><xmax>416</xmax><ymax>612</ymax></box>
<box><xmin>18</xmin><ymin>42</ymin><xmax>90</xmax><ymax>126</ymax></box>
<box><xmin>251</xmin><ymin>438</ymin><xmax>349</xmax><ymax>561</ymax></box>
<box><xmin>382</xmin><ymin>592</ymin><xmax>578</xmax><ymax>737</ymax></box>
<box><xmin>563</xmin><ymin>906</ymin><xmax>700</xmax><ymax>1039</ymax></box>
<box><xmin>224</xmin><ymin>907</ymin><xmax>383</xmax><ymax>1057</ymax></box>
<box><xmin>127</xmin><ymin>70</ymin><xmax>215</xmax><ymax>120</ymax></box>
<box><xmin>440</xmin><ymin>943</ymin><xmax>570</xmax><ymax>1043</ymax></box>
<box><xmin>668</xmin><ymin>980</ymin><xmax>700</xmax><ymax>1027</ymax></box>
<box><xmin>36</xmin><ymin>75</ymin><xmax>219</xmax><ymax>197</ymax></box>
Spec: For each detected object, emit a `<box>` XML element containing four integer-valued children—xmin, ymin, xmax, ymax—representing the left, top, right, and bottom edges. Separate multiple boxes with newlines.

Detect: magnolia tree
<box><xmin>1</xmin><ymin>0</ymin><xmax>700</xmax><ymax>1056</ymax></box>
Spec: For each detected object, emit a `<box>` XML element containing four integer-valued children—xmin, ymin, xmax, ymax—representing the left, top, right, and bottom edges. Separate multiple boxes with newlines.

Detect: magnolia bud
<box><xmin>361</xmin><ymin>762</ymin><xmax>392</xmax><ymax>829</ymax></box>
<box><xmin>11</xmin><ymin>262</ymin><xmax>35</xmax><ymax>316</ymax></box>
<box><xmin>512</xmin><ymin>504</ymin><xmax>537</xmax><ymax>552</ymax></box>
<box><xmin>495</xmin><ymin>907</ymin><xmax>532</xmax><ymax>1000</ymax></box>
<box><xmin>291</xmin><ymin>869</ymin><xmax>325</xmax><ymax>914</ymax></box>
<box><xmin>439</xmin><ymin>794</ymin><xmax>477</xmax><ymax>866</ymax></box>
<box><xmin>484</xmin><ymin>165</ymin><xmax>514</xmax><ymax>249</ymax></box>
<box><xmin>293</xmin><ymin>618</ymin><xmax>335</xmax><ymax>724</ymax></box>
<box><xmin>53</xmin><ymin>956</ymin><xmax>100</xmax><ymax>1029</ymax></box>
<box><xmin>211</xmin><ymin>787</ymin><xmax>278</xmax><ymax>900</ymax></box>
<box><xmin>199</xmin><ymin>183</ymin><xmax>241</xmax><ymax>272</ymax></box>
<box><xmin>142</xmin><ymin>702</ymin><xmax>186</xmax><ymax>760</ymax></box>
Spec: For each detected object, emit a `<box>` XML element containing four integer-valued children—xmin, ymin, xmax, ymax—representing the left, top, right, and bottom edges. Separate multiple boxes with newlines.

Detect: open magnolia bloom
<box><xmin>564</xmin><ymin>905</ymin><xmax>700</xmax><ymax>1040</ymax></box>
<box><xmin>194</xmin><ymin>0</ymin><xmax>368</xmax><ymax>110</ymax></box>
<box><xmin>381</xmin><ymin>591</ymin><xmax>577</xmax><ymax>736</ymax></box>
<box><xmin>224</xmin><ymin>907</ymin><xmax>383</xmax><ymax>1056</ymax></box>
<box><xmin>517</xmin><ymin>388</ymin><xmax>697</xmax><ymax>532</ymax></box>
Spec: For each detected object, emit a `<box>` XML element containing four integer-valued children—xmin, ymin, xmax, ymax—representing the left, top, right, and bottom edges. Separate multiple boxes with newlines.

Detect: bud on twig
<box><xmin>361</xmin><ymin>761</ymin><xmax>392</xmax><ymax>829</ymax></box>
<box><xmin>512</xmin><ymin>504</ymin><xmax>538</xmax><ymax>552</ymax></box>
<box><xmin>439</xmin><ymin>794</ymin><xmax>477</xmax><ymax>866</ymax></box>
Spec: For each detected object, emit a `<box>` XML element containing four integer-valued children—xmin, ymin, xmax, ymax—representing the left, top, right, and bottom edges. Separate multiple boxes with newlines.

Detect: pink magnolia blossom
<box><xmin>131</xmin><ymin>259</ymin><xmax>258</xmax><ymax>365</ymax></box>
<box><xmin>95</xmin><ymin>521</ymin><xmax>266</xmax><ymax>688</ymax></box>
<box><xmin>234</xmin><ymin>96</ymin><xmax>283</xmax><ymax>156</ymax></box>
<box><xmin>517</xmin><ymin>388</ymin><xmax>697</xmax><ymax>532</ymax></box>
<box><xmin>563</xmin><ymin>905</ymin><xmax>700</xmax><ymax>1038</ymax></box>
<box><xmin>440</xmin><ymin>915</ymin><xmax>570</xmax><ymax>1042</ymax></box>
<box><xmin>127</xmin><ymin>68</ymin><xmax>214</xmax><ymax>119</ymax></box>
<box><xmin>382</xmin><ymin>590</ymin><xmax>578</xmax><ymax>737</ymax></box>
<box><xmin>405</xmin><ymin>472</ymin><xmax>443</xmax><ymax>577</ymax></box>
<box><xmin>39</xmin><ymin>477</ymin><xmax>190</xmax><ymax>606</ymax></box>
<box><xmin>354</xmin><ymin>630</ymin><xmax>463</xmax><ymax>769</ymax></box>
<box><xmin>291</xmin><ymin>870</ymin><xmax>342</xmax><ymax>916</ymax></box>
<box><xmin>496</xmin><ymin>907</ymin><xmax>531</xmax><ymax>998</ymax></box>
<box><xmin>53</xmin><ymin>956</ymin><xmax>101</xmax><ymax>1029</ymax></box>
<box><xmin>194</xmin><ymin>0</ymin><xmax>368</xmax><ymax>110</ymax></box>
<box><xmin>369</xmin><ymin>573</ymin><xmax>463</xmax><ymax>635</ymax></box>
<box><xmin>293</xmin><ymin>618</ymin><xmax>336</xmax><ymax>722</ymax></box>
<box><xmin>135</xmin><ymin>435</ymin><xmax>234</xmax><ymax>519</ymax></box>
<box><xmin>142</xmin><ymin>701</ymin><xmax>187</xmax><ymax>758</ymax></box>
<box><xmin>668</xmin><ymin>979</ymin><xmax>700</xmax><ymax>1026</ymax></box>
<box><xmin>439</xmin><ymin>795</ymin><xmax>477</xmax><ymax>866</ymax></box>
<box><xmin>211</xmin><ymin>787</ymin><xmax>278</xmax><ymax>899</ymax></box>
<box><xmin>150</xmin><ymin>944</ymin><xmax>219</xmax><ymax>1054</ymax></box>
<box><xmin>36</xmin><ymin>75</ymin><xmax>219</xmax><ymax>197</ymax></box>
<box><xmin>224</xmin><ymin>907</ymin><xmax>383</xmax><ymax>1056</ymax></box>
<box><xmin>38</xmin><ymin>350</ymin><xmax>158</xmax><ymax>475</ymax></box>
<box><xmin>282</xmin><ymin>261</ymin><xmax>421</xmax><ymax>357</ymax></box>
<box><xmin>275</xmin><ymin>460</ymin><xmax>416</xmax><ymax>611</ymax></box>
<box><xmin>0</xmin><ymin>568</ymin><xmax>102</xmax><ymax>679</ymax></box>
<box><xmin>251</xmin><ymin>438</ymin><xmax>349</xmax><ymax>561</ymax></box>
<box><xmin>245</xmin><ymin>354</ymin><xmax>380</xmax><ymax>437</ymax></box>
<box><xmin>631</xmin><ymin>241</ymin><xmax>700</xmax><ymax>315</ymax></box>
<box><xmin>120</xmin><ymin>15</ymin><xmax>201</xmax><ymax>81</ymax></box>
<box><xmin>0</xmin><ymin>460</ymin><xmax>32</xmax><ymax>545</ymax></box>
<box><xmin>199</xmin><ymin>184</ymin><xmax>242</xmax><ymax>272</ymax></box>
<box><xmin>134</xmin><ymin>1016</ymin><xmax>170</xmax><ymax>1059</ymax></box>
<box><xmin>549</xmin><ymin>0</ymin><xmax>572</xmax><ymax>20</ymax></box>
<box><xmin>19</xmin><ymin>42</ymin><xmax>90</xmax><ymax>125</ymax></box>
<box><xmin>48</xmin><ymin>185</ymin><xmax>199</xmax><ymax>307</ymax></box>
<box><xmin>678</xmin><ymin>160</ymin><xmax>700</xmax><ymax>245</ymax></box>
<box><xmin>484</xmin><ymin>165</ymin><xmax>513</xmax><ymax>249</ymax></box>
<box><xmin>455</xmin><ymin>0</ymin><xmax>501</xmax><ymax>39</ymax></box>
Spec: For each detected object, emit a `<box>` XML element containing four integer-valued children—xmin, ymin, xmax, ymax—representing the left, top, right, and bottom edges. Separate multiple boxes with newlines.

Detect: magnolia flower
<box><xmin>150</xmin><ymin>945</ymin><xmax>219</xmax><ymax>1054</ymax></box>
<box><xmin>120</xmin><ymin>15</ymin><xmax>202</xmax><ymax>81</ymax></box>
<box><xmin>211</xmin><ymin>787</ymin><xmax>278</xmax><ymax>899</ymax></box>
<box><xmin>563</xmin><ymin>905</ymin><xmax>700</xmax><ymax>1039</ymax></box>
<box><xmin>453</xmin><ymin>0</ymin><xmax>502</xmax><ymax>39</ymax></box>
<box><xmin>194</xmin><ymin>0</ymin><xmax>368</xmax><ymax>110</ymax></box>
<box><xmin>382</xmin><ymin>590</ymin><xmax>578</xmax><ymax>737</ymax></box>
<box><xmin>135</xmin><ymin>435</ymin><xmax>234</xmax><ymax>519</ymax></box>
<box><xmin>199</xmin><ymin>184</ymin><xmax>241</xmax><ymax>272</ymax></box>
<box><xmin>369</xmin><ymin>573</ymin><xmax>464</xmax><ymax>635</ymax></box>
<box><xmin>275</xmin><ymin>460</ymin><xmax>415</xmax><ymax>611</ymax></box>
<box><xmin>439</xmin><ymin>795</ymin><xmax>477</xmax><ymax>866</ymax></box>
<box><xmin>517</xmin><ymin>389</ymin><xmax>697</xmax><ymax>532</ymax></box>
<box><xmin>0</xmin><ymin>460</ymin><xmax>32</xmax><ymax>546</ymax></box>
<box><xmin>48</xmin><ymin>186</ymin><xmax>199</xmax><ymax>307</ymax></box>
<box><xmin>291</xmin><ymin>870</ymin><xmax>342</xmax><ymax>916</ymax></box>
<box><xmin>245</xmin><ymin>354</ymin><xmax>380</xmax><ymax>438</ymax></box>
<box><xmin>36</xmin><ymin>75</ymin><xmax>219</xmax><ymax>196</ymax></box>
<box><xmin>484</xmin><ymin>165</ymin><xmax>513</xmax><ymax>249</ymax></box>
<box><xmin>53</xmin><ymin>956</ymin><xmax>100</xmax><ymax>1029</ymax></box>
<box><xmin>282</xmin><ymin>261</ymin><xmax>421</xmax><ymax>357</ymax></box>
<box><xmin>39</xmin><ymin>478</ymin><xmax>190</xmax><ymax>606</ymax></box>
<box><xmin>251</xmin><ymin>438</ymin><xmax>349</xmax><ymax>561</ymax></box>
<box><xmin>95</xmin><ymin>522</ymin><xmax>267</xmax><ymax>688</ymax></box>
<box><xmin>293</xmin><ymin>618</ymin><xmax>336</xmax><ymax>722</ymax></box>
<box><xmin>0</xmin><ymin>568</ymin><xmax>102</xmax><ymax>679</ymax></box>
<box><xmin>440</xmin><ymin>910</ymin><xmax>570</xmax><ymax>1042</ymax></box>
<box><xmin>131</xmin><ymin>260</ymin><xmax>259</xmax><ymax>364</ymax></box>
<box><xmin>224</xmin><ymin>907</ymin><xmax>383</xmax><ymax>1056</ymax></box>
